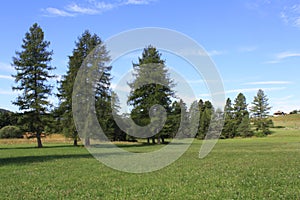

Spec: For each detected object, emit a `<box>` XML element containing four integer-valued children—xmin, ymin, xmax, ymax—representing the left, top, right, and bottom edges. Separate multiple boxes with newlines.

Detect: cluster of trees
<box><xmin>222</xmin><ymin>90</ymin><xmax>273</xmax><ymax>139</ymax></box>
<box><xmin>1</xmin><ymin>23</ymin><xmax>273</xmax><ymax>147</ymax></box>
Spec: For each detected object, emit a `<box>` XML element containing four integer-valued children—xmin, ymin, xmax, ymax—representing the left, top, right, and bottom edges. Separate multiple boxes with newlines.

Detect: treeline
<box><xmin>0</xmin><ymin>23</ymin><xmax>273</xmax><ymax>147</ymax></box>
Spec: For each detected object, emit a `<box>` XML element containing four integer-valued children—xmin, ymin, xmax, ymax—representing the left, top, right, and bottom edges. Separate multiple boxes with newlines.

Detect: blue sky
<box><xmin>0</xmin><ymin>0</ymin><xmax>299</xmax><ymax>114</ymax></box>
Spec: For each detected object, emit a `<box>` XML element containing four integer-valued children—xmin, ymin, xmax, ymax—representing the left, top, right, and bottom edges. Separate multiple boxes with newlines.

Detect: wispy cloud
<box><xmin>225</xmin><ymin>87</ymin><xmax>285</xmax><ymax>94</ymax></box>
<box><xmin>207</xmin><ymin>50</ymin><xmax>225</xmax><ymax>57</ymax></box>
<box><xmin>0</xmin><ymin>89</ymin><xmax>16</xmax><ymax>95</ymax></box>
<box><xmin>43</xmin><ymin>0</ymin><xmax>155</xmax><ymax>17</ymax></box>
<box><xmin>0</xmin><ymin>62</ymin><xmax>14</xmax><ymax>72</ymax></box>
<box><xmin>238</xmin><ymin>46</ymin><xmax>257</xmax><ymax>52</ymax></box>
<box><xmin>265</xmin><ymin>51</ymin><xmax>300</xmax><ymax>64</ymax></box>
<box><xmin>243</xmin><ymin>81</ymin><xmax>292</xmax><ymax>85</ymax></box>
<box><xmin>67</xmin><ymin>4</ymin><xmax>100</xmax><ymax>15</ymax></box>
<box><xmin>42</xmin><ymin>7</ymin><xmax>75</xmax><ymax>17</ymax></box>
<box><xmin>281</xmin><ymin>4</ymin><xmax>300</xmax><ymax>28</ymax></box>
<box><xmin>0</xmin><ymin>75</ymin><xmax>13</xmax><ymax>80</ymax></box>
<box><xmin>197</xmin><ymin>87</ymin><xmax>286</xmax><ymax>98</ymax></box>
<box><xmin>179</xmin><ymin>49</ymin><xmax>226</xmax><ymax>57</ymax></box>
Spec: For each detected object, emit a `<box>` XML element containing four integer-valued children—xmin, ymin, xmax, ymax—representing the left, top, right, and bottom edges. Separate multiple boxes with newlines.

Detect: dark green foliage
<box><xmin>250</xmin><ymin>89</ymin><xmax>272</xmax><ymax>135</ymax></box>
<box><xmin>221</xmin><ymin>98</ymin><xmax>234</xmax><ymax>138</ymax></box>
<box><xmin>0</xmin><ymin>111</ymin><xmax>18</xmax><ymax>129</ymax></box>
<box><xmin>12</xmin><ymin>23</ymin><xmax>55</xmax><ymax>147</ymax></box>
<box><xmin>58</xmin><ymin>30</ymin><xmax>106</xmax><ymax>145</ymax></box>
<box><xmin>232</xmin><ymin>93</ymin><xmax>253</xmax><ymax>137</ymax></box>
<box><xmin>237</xmin><ymin>115</ymin><xmax>253</xmax><ymax>137</ymax></box>
<box><xmin>128</xmin><ymin>46</ymin><xmax>175</xmax><ymax>144</ymax></box>
<box><xmin>197</xmin><ymin>100</ymin><xmax>214</xmax><ymax>139</ymax></box>
<box><xmin>290</xmin><ymin>110</ymin><xmax>300</xmax><ymax>115</ymax></box>
<box><xmin>0</xmin><ymin>126</ymin><xmax>23</xmax><ymax>138</ymax></box>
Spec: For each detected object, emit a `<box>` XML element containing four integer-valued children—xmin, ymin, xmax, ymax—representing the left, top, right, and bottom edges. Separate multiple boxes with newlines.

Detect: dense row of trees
<box><xmin>1</xmin><ymin>23</ymin><xmax>275</xmax><ymax>147</ymax></box>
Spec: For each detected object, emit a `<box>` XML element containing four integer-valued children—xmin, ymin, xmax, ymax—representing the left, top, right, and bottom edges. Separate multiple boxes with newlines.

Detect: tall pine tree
<box><xmin>58</xmin><ymin>30</ymin><xmax>112</xmax><ymax>146</ymax></box>
<box><xmin>222</xmin><ymin>98</ymin><xmax>235</xmax><ymax>138</ymax></box>
<box><xmin>128</xmin><ymin>46</ymin><xmax>175</xmax><ymax>144</ymax></box>
<box><xmin>12</xmin><ymin>23</ymin><xmax>55</xmax><ymax>148</ymax></box>
<box><xmin>233</xmin><ymin>93</ymin><xmax>252</xmax><ymax>137</ymax></box>
<box><xmin>250</xmin><ymin>89</ymin><xmax>272</xmax><ymax>134</ymax></box>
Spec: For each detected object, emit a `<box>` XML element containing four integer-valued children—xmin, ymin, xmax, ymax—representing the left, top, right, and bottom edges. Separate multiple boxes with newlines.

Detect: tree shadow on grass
<box><xmin>0</xmin><ymin>153</ymin><xmax>94</xmax><ymax>166</ymax></box>
<box><xmin>0</xmin><ymin>144</ymin><xmax>82</xmax><ymax>150</ymax></box>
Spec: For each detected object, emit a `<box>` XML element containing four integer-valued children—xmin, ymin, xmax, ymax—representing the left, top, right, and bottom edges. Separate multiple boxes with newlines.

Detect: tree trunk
<box><xmin>161</xmin><ymin>136</ymin><xmax>165</xmax><ymax>144</ymax></box>
<box><xmin>147</xmin><ymin>138</ymin><xmax>150</xmax><ymax>144</ymax></box>
<box><xmin>85</xmin><ymin>137</ymin><xmax>90</xmax><ymax>147</ymax></box>
<box><xmin>36</xmin><ymin>132</ymin><xmax>43</xmax><ymax>148</ymax></box>
<box><xmin>157</xmin><ymin>136</ymin><xmax>161</xmax><ymax>144</ymax></box>
<box><xmin>152</xmin><ymin>137</ymin><xmax>155</xmax><ymax>144</ymax></box>
<box><xmin>73</xmin><ymin>138</ymin><xmax>78</xmax><ymax>146</ymax></box>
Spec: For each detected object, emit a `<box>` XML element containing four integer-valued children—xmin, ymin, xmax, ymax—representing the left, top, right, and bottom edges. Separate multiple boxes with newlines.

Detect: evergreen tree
<box><xmin>221</xmin><ymin>98</ymin><xmax>235</xmax><ymax>138</ymax></box>
<box><xmin>128</xmin><ymin>45</ymin><xmax>175</xmax><ymax>144</ymax></box>
<box><xmin>250</xmin><ymin>89</ymin><xmax>272</xmax><ymax>134</ymax></box>
<box><xmin>58</xmin><ymin>30</ymin><xmax>107</xmax><ymax>146</ymax></box>
<box><xmin>164</xmin><ymin>100</ymin><xmax>182</xmax><ymax>140</ymax></box>
<box><xmin>12</xmin><ymin>23</ymin><xmax>55</xmax><ymax>148</ymax></box>
<box><xmin>233</xmin><ymin>93</ymin><xmax>252</xmax><ymax>137</ymax></box>
<box><xmin>198</xmin><ymin>100</ymin><xmax>213</xmax><ymax>139</ymax></box>
<box><xmin>237</xmin><ymin>114</ymin><xmax>253</xmax><ymax>137</ymax></box>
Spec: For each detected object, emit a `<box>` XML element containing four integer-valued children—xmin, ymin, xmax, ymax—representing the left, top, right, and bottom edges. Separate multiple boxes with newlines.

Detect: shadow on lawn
<box><xmin>0</xmin><ymin>144</ymin><xmax>82</xmax><ymax>150</ymax></box>
<box><xmin>0</xmin><ymin>153</ymin><xmax>94</xmax><ymax>166</ymax></box>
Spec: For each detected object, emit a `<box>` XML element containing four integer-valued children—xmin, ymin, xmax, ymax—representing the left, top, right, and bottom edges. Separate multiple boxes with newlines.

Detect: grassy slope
<box><xmin>0</xmin><ymin>115</ymin><xmax>299</xmax><ymax>199</ymax></box>
<box><xmin>271</xmin><ymin>114</ymin><xmax>300</xmax><ymax>129</ymax></box>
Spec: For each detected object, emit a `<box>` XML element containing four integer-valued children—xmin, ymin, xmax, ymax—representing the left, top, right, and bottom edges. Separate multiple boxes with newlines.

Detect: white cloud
<box><xmin>124</xmin><ymin>0</ymin><xmax>152</xmax><ymax>5</ymax></box>
<box><xmin>265</xmin><ymin>51</ymin><xmax>300</xmax><ymax>64</ymax></box>
<box><xmin>43</xmin><ymin>7</ymin><xmax>75</xmax><ymax>17</ymax></box>
<box><xmin>0</xmin><ymin>75</ymin><xmax>13</xmax><ymax>80</ymax></box>
<box><xmin>281</xmin><ymin>4</ymin><xmax>300</xmax><ymax>28</ymax></box>
<box><xmin>43</xmin><ymin>0</ymin><xmax>155</xmax><ymax>17</ymax></box>
<box><xmin>67</xmin><ymin>4</ymin><xmax>100</xmax><ymax>15</ymax></box>
<box><xmin>207</xmin><ymin>50</ymin><xmax>225</xmax><ymax>57</ymax></box>
<box><xmin>238</xmin><ymin>46</ymin><xmax>257</xmax><ymax>52</ymax></box>
<box><xmin>277</xmin><ymin>51</ymin><xmax>300</xmax><ymax>59</ymax></box>
<box><xmin>0</xmin><ymin>89</ymin><xmax>16</xmax><ymax>95</ymax></box>
<box><xmin>178</xmin><ymin>49</ymin><xmax>225</xmax><ymax>57</ymax></box>
<box><xmin>243</xmin><ymin>81</ymin><xmax>292</xmax><ymax>85</ymax></box>
<box><xmin>225</xmin><ymin>87</ymin><xmax>285</xmax><ymax>95</ymax></box>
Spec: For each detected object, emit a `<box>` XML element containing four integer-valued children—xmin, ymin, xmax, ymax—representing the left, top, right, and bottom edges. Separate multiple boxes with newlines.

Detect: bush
<box><xmin>0</xmin><ymin>126</ymin><xmax>23</xmax><ymax>139</ymax></box>
<box><xmin>254</xmin><ymin>131</ymin><xmax>267</xmax><ymax>138</ymax></box>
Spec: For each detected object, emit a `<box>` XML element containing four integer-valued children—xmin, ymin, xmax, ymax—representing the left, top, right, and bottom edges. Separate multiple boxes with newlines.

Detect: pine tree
<box><xmin>198</xmin><ymin>100</ymin><xmax>213</xmax><ymax>139</ymax></box>
<box><xmin>233</xmin><ymin>93</ymin><xmax>252</xmax><ymax>137</ymax></box>
<box><xmin>250</xmin><ymin>89</ymin><xmax>272</xmax><ymax>134</ymax></box>
<box><xmin>58</xmin><ymin>30</ymin><xmax>110</xmax><ymax>146</ymax></box>
<box><xmin>128</xmin><ymin>45</ymin><xmax>175</xmax><ymax>144</ymax></box>
<box><xmin>222</xmin><ymin>98</ymin><xmax>235</xmax><ymax>138</ymax></box>
<box><xmin>237</xmin><ymin>114</ymin><xmax>253</xmax><ymax>137</ymax></box>
<box><xmin>12</xmin><ymin>23</ymin><xmax>55</xmax><ymax>148</ymax></box>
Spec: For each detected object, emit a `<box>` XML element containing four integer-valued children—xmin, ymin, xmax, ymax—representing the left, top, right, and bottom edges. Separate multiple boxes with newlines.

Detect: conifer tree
<box><xmin>12</xmin><ymin>23</ymin><xmax>55</xmax><ymax>148</ymax></box>
<box><xmin>58</xmin><ymin>30</ymin><xmax>112</xmax><ymax>145</ymax></box>
<box><xmin>222</xmin><ymin>98</ymin><xmax>235</xmax><ymax>138</ymax></box>
<box><xmin>250</xmin><ymin>89</ymin><xmax>272</xmax><ymax>134</ymax></box>
<box><xmin>233</xmin><ymin>93</ymin><xmax>252</xmax><ymax>137</ymax></box>
<box><xmin>128</xmin><ymin>45</ymin><xmax>175</xmax><ymax>144</ymax></box>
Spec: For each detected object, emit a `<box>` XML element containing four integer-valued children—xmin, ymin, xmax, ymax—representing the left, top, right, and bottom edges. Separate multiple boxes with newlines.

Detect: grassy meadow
<box><xmin>0</xmin><ymin>115</ymin><xmax>300</xmax><ymax>199</ymax></box>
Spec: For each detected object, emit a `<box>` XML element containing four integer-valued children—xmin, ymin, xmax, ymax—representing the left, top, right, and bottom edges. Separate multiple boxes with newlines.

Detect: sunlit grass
<box><xmin>1</xmin><ymin>128</ymin><xmax>300</xmax><ymax>199</ymax></box>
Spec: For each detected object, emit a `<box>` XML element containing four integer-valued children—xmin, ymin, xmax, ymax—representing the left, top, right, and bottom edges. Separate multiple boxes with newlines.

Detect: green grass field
<box><xmin>1</xmin><ymin>116</ymin><xmax>300</xmax><ymax>199</ymax></box>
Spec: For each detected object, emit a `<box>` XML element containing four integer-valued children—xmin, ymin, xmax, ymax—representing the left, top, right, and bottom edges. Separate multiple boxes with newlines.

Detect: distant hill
<box><xmin>0</xmin><ymin>108</ymin><xmax>12</xmax><ymax>114</ymax></box>
<box><xmin>271</xmin><ymin>114</ymin><xmax>300</xmax><ymax>129</ymax></box>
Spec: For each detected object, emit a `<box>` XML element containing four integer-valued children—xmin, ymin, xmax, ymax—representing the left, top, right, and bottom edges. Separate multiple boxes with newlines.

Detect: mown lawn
<box><xmin>0</xmin><ymin>128</ymin><xmax>300</xmax><ymax>199</ymax></box>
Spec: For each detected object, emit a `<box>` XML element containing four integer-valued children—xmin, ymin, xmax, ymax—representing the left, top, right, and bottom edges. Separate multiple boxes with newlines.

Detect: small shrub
<box><xmin>273</xmin><ymin>125</ymin><xmax>285</xmax><ymax>129</ymax></box>
<box><xmin>0</xmin><ymin>126</ymin><xmax>23</xmax><ymax>139</ymax></box>
<box><xmin>254</xmin><ymin>131</ymin><xmax>267</xmax><ymax>138</ymax></box>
